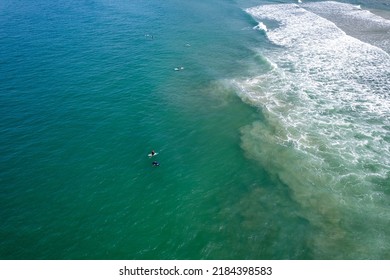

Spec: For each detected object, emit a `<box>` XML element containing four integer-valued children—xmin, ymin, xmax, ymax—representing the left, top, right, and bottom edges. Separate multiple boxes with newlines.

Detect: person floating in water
<box><xmin>151</xmin><ymin>150</ymin><xmax>156</xmax><ymax>156</ymax></box>
<box><xmin>152</xmin><ymin>161</ymin><xmax>160</xmax><ymax>166</ymax></box>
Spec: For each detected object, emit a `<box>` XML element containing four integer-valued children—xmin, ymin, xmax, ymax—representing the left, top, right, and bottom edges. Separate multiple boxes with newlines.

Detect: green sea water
<box><xmin>1</xmin><ymin>0</ymin><xmax>389</xmax><ymax>259</ymax></box>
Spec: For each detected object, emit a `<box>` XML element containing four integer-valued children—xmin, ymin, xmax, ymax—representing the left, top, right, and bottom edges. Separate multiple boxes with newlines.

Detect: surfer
<box><xmin>151</xmin><ymin>150</ymin><xmax>156</xmax><ymax>156</ymax></box>
<box><xmin>152</xmin><ymin>161</ymin><xmax>160</xmax><ymax>166</ymax></box>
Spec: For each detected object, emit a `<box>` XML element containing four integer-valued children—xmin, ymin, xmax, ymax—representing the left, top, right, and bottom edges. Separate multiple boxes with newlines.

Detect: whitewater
<box><xmin>236</xmin><ymin>1</ymin><xmax>390</xmax><ymax>258</ymax></box>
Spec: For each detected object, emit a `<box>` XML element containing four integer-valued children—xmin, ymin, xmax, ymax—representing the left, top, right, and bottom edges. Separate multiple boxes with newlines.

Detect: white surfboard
<box><xmin>148</xmin><ymin>152</ymin><xmax>158</xmax><ymax>157</ymax></box>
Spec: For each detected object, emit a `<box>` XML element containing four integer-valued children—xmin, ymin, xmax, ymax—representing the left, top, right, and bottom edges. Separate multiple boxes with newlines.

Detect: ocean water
<box><xmin>0</xmin><ymin>0</ymin><xmax>389</xmax><ymax>260</ymax></box>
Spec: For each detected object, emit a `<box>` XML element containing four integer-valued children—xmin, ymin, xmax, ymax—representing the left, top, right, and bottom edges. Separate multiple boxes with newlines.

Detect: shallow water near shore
<box><xmin>1</xmin><ymin>0</ymin><xmax>389</xmax><ymax>259</ymax></box>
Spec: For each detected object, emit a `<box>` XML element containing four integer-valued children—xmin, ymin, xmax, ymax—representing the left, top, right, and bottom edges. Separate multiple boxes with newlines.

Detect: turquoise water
<box><xmin>1</xmin><ymin>0</ymin><xmax>389</xmax><ymax>259</ymax></box>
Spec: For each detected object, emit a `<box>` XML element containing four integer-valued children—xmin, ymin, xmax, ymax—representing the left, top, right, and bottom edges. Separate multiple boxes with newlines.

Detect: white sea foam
<box><xmin>302</xmin><ymin>1</ymin><xmax>390</xmax><ymax>53</ymax></box>
<box><xmin>253</xmin><ymin>22</ymin><xmax>267</xmax><ymax>32</ymax></box>
<box><xmin>240</xmin><ymin>2</ymin><xmax>390</xmax><ymax>258</ymax></box>
<box><xmin>303</xmin><ymin>1</ymin><xmax>389</xmax><ymax>26</ymax></box>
